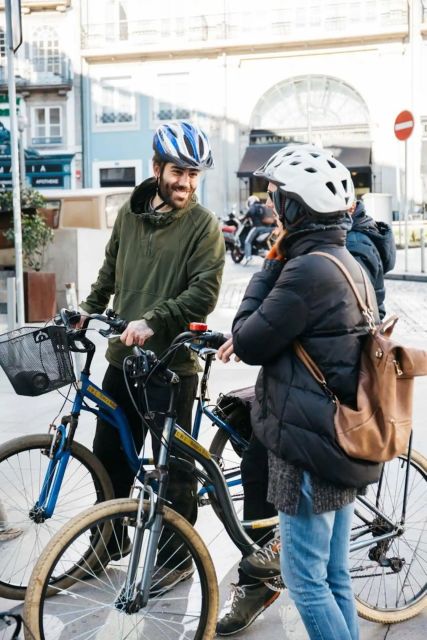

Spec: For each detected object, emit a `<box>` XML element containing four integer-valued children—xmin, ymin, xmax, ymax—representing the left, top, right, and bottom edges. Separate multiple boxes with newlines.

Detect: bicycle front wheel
<box><xmin>24</xmin><ymin>498</ymin><xmax>218</xmax><ymax>640</ymax></box>
<box><xmin>350</xmin><ymin>449</ymin><xmax>427</xmax><ymax>623</ymax></box>
<box><xmin>0</xmin><ymin>433</ymin><xmax>113</xmax><ymax>600</ymax></box>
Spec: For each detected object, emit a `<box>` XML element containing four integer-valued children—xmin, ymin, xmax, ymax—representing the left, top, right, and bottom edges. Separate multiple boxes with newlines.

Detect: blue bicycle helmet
<box><xmin>153</xmin><ymin>121</ymin><xmax>214</xmax><ymax>170</ymax></box>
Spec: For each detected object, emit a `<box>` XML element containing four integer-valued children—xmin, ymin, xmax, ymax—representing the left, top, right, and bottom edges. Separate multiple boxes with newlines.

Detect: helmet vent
<box><xmin>327</xmin><ymin>159</ymin><xmax>336</xmax><ymax>168</ymax></box>
<box><xmin>309</xmin><ymin>153</ymin><xmax>320</xmax><ymax>158</ymax></box>
<box><xmin>342</xmin><ymin>179</ymin><xmax>348</xmax><ymax>191</ymax></box>
<box><xmin>326</xmin><ymin>181</ymin><xmax>337</xmax><ymax>195</ymax></box>
<box><xmin>290</xmin><ymin>160</ymin><xmax>301</xmax><ymax>166</ymax></box>
<box><xmin>305</xmin><ymin>167</ymin><xmax>317</xmax><ymax>173</ymax></box>
<box><xmin>183</xmin><ymin>135</ymin><xmax>193</xmax><ymax>155</ymax></box>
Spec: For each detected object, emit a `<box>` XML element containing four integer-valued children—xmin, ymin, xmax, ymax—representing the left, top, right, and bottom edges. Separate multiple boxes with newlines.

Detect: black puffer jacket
<box><xmin>232</xmin><ymin>229</ymin><xmax>382</xmax><ymax>488</ymax></box>
<box><xmin>346</xmin><ymin>201</ymin><xmax>396</xmax><ymax>318</ymax></box>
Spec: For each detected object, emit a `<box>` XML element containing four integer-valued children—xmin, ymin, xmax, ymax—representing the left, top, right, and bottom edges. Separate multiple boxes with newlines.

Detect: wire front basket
<box><xmin>0</xmin><ymin>326</ymin><xmax>75</xmax><ymax>396</ymax></box>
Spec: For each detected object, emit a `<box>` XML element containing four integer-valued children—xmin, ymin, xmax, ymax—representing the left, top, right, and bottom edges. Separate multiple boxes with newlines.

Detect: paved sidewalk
<box><xmin>0</xmin><ymin>256</ymin><xmax>426</xmax><ymax>638</ymax></box>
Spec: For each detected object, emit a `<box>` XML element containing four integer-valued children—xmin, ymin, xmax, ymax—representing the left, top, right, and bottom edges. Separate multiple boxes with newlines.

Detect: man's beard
<box><xmin>158</xmin><ymin>179</ymin><xmax>194</xmax><ymax>210</ymax></box>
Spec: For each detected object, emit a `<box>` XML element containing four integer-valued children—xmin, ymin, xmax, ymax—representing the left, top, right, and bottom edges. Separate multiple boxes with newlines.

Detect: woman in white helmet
<box><xmin>218</xmin><ymin>144</ymin><xmax>381</xmax><ymax>639</ymax></box>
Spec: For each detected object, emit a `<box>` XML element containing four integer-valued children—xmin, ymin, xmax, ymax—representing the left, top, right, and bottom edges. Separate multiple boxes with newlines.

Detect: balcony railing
<box><xmin>81</xmin><ymin>1</ymin><xmax>408</xmax><ymax>51</ymax></box>
<box><xmin>0</xmin><ymin>55</ymin><xmax>71</xmax><ymax>89</ymax></box>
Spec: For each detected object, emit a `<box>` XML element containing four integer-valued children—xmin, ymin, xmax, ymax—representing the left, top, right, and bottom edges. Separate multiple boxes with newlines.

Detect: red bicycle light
<box><xmin>189</xmin><ymin>322</ymin><xmax>208</xmax><ymax>332</ymax></box>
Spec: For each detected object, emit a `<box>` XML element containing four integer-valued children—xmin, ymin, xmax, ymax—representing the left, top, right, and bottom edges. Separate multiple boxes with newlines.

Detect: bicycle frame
<box><xmin>34</xmin><ymin>373</ymin><xmax>142</xmax><ymax>520</ymax></box>
<box><xmin>34</xmin><ymin>349</ymin><xmax>248</xmax><ymax>520</ymax></box>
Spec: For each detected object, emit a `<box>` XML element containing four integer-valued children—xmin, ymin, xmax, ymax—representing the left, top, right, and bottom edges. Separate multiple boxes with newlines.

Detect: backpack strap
<box><xmin>294</xmin><ymin>251</ymin><xmax>378</xmax><ymax>397</ymax></box>
<box><xmin>308</xmin><ymin>251</ymin><xmax>377</xmax><ymax>332</ymax></box>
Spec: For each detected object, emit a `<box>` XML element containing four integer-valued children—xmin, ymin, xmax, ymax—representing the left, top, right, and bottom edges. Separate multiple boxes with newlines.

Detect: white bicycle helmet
<box><xmin>254</xmin><ymin>144</ymin><xmax>354</xmax><ymax>216</ymax></box>
<box><xmin>153</xmin><ymin>121</ymin><xmax>214</xmax><ymax>170</ymax></box>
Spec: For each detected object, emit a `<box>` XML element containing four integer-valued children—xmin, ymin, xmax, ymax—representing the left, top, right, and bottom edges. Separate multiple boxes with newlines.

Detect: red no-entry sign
<box><xmin>394</xmin><ymin>110</ymin><xmax>414</xmax><ymax>141</ymax></box>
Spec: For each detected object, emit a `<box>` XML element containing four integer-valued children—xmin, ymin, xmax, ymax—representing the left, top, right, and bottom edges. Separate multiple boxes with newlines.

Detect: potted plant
<box><xmin>1</xmin><ymin>189</ymin><xmax>56</xmax><ymax>321</ymax></box>
<box><xmin>0</xmin><ymin>187</ymin><xmax>48</xmax><ymax>249</ymax></box>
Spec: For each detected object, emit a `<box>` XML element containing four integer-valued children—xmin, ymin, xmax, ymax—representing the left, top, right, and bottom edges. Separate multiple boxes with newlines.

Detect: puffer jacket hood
<box><xmin>351</xmin><ymin>201</ymin><xmax>396</xmax><ymax>273</ymax></box>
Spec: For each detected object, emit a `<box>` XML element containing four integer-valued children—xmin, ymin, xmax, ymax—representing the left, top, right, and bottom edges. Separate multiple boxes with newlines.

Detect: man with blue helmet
<box><xmin>80</xmin><ymin>121</ymin><xmax>225</xmax><ymax>593</ymax></box>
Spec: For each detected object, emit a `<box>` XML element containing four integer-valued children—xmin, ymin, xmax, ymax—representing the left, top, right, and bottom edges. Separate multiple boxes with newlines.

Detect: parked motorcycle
<box><xmin>221</xmin><ymin>212</ymin><xmax>240</xmax><ymax>254</ymax></box>
<box><xmin>221</xmin><ymin>214</ymin><xmax>276</xmax><ymax>263</ymax></box>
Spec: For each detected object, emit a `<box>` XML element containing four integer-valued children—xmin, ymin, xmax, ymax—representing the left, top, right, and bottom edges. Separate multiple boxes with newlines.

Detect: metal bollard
<box><xmin>6</xmin><ymin>277</ymin><xmax>17</xmax><ymax>330</ymax></box>
<box><xmin>65</xmin><ymin>282</ymin><xmax>78</xmax><ymax>310</ymax></box>
<box><xmin>65</xmin><ymin>282</ymin><xmax>82</xmax><ymax>378</ymax></box>
<box><xmin>421</xmin><ymin>229</ymin><xmax>425</xmax><ymax>274</ymax></box>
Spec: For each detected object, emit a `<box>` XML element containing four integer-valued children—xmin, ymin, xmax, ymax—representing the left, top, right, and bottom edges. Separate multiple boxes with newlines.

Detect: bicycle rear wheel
<box><xmin>0</xmin><ymin>434</ymin><xmax>113</xmax><ymax>600</ymax></box>
<box><xmin>24</xmin><ymin>499</ymin><xmax>218</xmax><ymax>640</ymax></box>
<box><xmin>350</xmin><ymin>449</ymin><xmax>427</xmax><ymax>623</ymax></box>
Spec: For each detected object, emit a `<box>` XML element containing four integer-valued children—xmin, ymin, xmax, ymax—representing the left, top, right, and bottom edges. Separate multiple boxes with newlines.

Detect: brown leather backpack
<box><xmin>294</xmin><ymin>252</ymin><xmax>427</xmax><ymax>462</ymax></box>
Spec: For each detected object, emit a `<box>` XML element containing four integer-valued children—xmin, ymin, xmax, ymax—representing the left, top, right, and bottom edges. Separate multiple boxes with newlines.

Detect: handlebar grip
<box><xmin>204</xmin><ymin>332</ymin><xmax>227</xmax><ymax>350</ymax></box>
<box><xmin>56</xmin><ymin>308</ymin><xmax>81</xmax><ymax>327</ymax></box>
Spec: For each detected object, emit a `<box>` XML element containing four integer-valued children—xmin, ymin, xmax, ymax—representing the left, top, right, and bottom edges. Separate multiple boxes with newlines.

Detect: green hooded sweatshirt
<box><xmin>81</xmin><ymin>177</ymin><xmax>225</xmax><ymax>375</ymax></box>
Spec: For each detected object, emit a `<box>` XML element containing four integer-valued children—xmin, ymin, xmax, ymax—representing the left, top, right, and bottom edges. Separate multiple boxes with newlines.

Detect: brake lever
<box><xmin>197</xmin><ymin>347</ymin><xmax>218</xmax><ymax>359</ymax></box>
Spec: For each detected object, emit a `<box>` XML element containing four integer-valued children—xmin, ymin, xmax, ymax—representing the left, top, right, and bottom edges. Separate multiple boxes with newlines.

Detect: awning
<box><xmin>325</xmin><ymin>146</ymin><xmax>371</xmax><ymax>168</ymax></box>
<box><xmin>237</xmin><ymin>144</ymin><xmax>371</xmax><ymax>177</ymax></box>
<box><xmin>236</xmin><ymin>144</ymin><xmax>284</xmax><ymax>177</ymax></box>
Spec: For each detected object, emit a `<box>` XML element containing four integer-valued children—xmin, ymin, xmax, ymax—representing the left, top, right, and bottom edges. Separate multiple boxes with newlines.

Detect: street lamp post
<box><xmin>17</xmin><ymin>113</ymin><xmax>27</xmax><ymax>188</ymax></box>
<box><xmin>5</xmin><ymin>0</ymin><xmax>25</xmax><ymax>327</ymax></box>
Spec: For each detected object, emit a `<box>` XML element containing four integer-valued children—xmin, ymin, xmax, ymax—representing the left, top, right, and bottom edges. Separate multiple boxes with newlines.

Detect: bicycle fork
<box><xmin>31</xmin><ymin>420</ymin><xmax>75</xmax><ymax>522</ymax></box>
<box><xmin>115</xmin><ymin>386</ymin><xmax>179</xmax><ymax>613</ymax></box>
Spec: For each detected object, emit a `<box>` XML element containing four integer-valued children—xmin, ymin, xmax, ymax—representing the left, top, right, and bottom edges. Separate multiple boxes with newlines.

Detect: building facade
<box><xmin>77</xmin><ymin>0</ymin><xmax>427</xmax><ymax>217</ymax></box>
<box><xmin>0</xmin><ymin>0</ymin><xmax>81</xmax><ymax>189</ymax></box>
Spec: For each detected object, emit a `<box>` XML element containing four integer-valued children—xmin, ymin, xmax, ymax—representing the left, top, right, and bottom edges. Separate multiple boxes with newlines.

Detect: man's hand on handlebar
<box><xmin>216</xmin><ymin>335</ymin><xmax>241</xmax><ymax>363</ymax></box>
<box><xmin>120</xmin><ymin>319</ymin><xmax>154</xmax><ymax>347</ymax></box>
<box><xmin>71</xmin><ymin>309</ymin><xmax>88</xmax><ymax>330</ymax></box>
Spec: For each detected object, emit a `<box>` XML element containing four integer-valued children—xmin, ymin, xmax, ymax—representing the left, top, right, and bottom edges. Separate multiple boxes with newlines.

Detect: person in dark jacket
<box><xmin>243</xmin><ymin>195</ymin><xmax>276</xmax><ymax>262</ymax></box>
<box><xmin>217</xmin><ymin>144</ymin><xmax>381</xmax><ymax>639</ymax></box>
<box><xmin>216</xmin><ymin>167</ymin><xmax>394</xmax><ymax>637</ymax></box>
<box><xmin>347</xmin><ymin>200</ymin><xmax>396</xmax><ymax>318</ymax></box>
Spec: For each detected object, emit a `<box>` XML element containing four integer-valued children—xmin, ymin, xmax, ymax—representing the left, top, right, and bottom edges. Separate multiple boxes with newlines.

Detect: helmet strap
<box><xmin>152</xmin><ymin>164</ymin><xmax>174</xmax><ymax>211</ymax></box>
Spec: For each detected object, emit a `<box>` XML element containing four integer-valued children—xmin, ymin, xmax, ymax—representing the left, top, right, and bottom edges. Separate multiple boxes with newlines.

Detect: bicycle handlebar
<box><xmin>55</xmin><ymin>308</ymin><xmax>128</xmax><ymax>334</ymax></box>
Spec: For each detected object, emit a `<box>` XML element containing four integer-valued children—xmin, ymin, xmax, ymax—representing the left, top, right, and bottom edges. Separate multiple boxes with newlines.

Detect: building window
<box><xmin>105</xmin><ymin>0</ymin><xmax>128</xmax><ymax>41</ymax></box>
<box><xmin>154</xmin><ymin>72</ymin><xmax>191</xmax><ymax>122</ymax></box>
<box><xmin>31</xmin><ymin>106</ymin><xmax>62</xmax><ymax>145</ymax></box>
<box><xmin>94</xmin><ymin>76</ymin><xmax>137</xmax><ymax>126</ymax></box>
<box><xmin>99</xmin><ymin>166</ymin><xmax>135</xmax><ymax>188</ymax></box>
<box><xmin>32</xmin><ymin>26</ymin><xmax>61</xmax><ymax>76</ymax></box>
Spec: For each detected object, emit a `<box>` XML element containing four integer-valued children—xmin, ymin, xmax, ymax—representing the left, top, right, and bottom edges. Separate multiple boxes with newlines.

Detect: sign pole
<box><xmin>404</xmin><ymin>139</ymin><xmax>408</xmax><ymax>272</ymax></box>
<box><xmin>5</xmin><ymin>0</ymin><xmax>24</xmax><ymax>326</ymax></box>
<box><xmin>394</xmin><ymin>109</ymin><xmax>414</xmax><ymax>274</ymax></box>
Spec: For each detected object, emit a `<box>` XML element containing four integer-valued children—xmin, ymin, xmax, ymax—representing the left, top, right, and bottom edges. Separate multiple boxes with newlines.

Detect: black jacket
<box><xmin>232</xmin><ymin>229</ymin><xmax>382</xmax><ymax>488</ymax></box>
<box><xmin>346</xmin><ymin>201</ymin><xmax>396</xmax><ymax>319</ymax></box>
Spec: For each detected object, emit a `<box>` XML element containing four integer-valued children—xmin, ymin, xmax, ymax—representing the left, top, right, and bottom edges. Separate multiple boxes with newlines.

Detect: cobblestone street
<box><xmin>0</xmin><ymin>254</ymin><xmax>426</xmax><ymax>639</ymax></box>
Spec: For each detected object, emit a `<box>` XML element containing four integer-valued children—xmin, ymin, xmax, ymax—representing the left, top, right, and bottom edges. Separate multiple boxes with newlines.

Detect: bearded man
<box><xmin>80</xmin><ymin>121</ymin><xmax>225</xmax><ymax>593</ymax></box>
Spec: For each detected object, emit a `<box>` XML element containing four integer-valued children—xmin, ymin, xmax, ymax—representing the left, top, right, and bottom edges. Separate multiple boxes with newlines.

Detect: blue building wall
<box><xmin>83</xmin><ymin>80</ymin><xmax>155</xmax><ymax>187</ymax></box>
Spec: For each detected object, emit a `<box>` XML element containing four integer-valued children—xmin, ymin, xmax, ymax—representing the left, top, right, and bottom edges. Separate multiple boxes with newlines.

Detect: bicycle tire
<box><xmin>24</xmin><ymin>498</ymin><xmax>219</xmax><ymax>640</ymax></box>
<box><xmin>0</xmin><ymin>433</ymin><xmax>114</xmax><ymax>600</ymax></box>
<box><xmin>351</xmin><ymin>449</ymin><xmax>427</xmax><ymax>623</ymax></box>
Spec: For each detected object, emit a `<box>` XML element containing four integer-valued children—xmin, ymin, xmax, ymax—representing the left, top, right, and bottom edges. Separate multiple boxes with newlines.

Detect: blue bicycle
<box><xmin>0</xmin><ymin>309</ymin><xmax>253</xmax><ymax>600</ymax></box>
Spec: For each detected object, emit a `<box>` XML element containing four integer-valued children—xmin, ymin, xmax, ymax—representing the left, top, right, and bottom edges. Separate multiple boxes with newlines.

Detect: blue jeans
<box><xmin>279</xmin><ymin>473</ymin><xmax>359</xmax><ymax>640</ymax></box>
<box><xmin>244</xmin><ymin>226</ymin><xmax>272</xmax><ymax>259</ymax></box>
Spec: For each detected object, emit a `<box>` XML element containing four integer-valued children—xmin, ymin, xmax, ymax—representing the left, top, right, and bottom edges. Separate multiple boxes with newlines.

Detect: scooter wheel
<box><xmin>231</xmin><ymin>247</ymin><xmax>244</xmax><ymax>263</ymax></box>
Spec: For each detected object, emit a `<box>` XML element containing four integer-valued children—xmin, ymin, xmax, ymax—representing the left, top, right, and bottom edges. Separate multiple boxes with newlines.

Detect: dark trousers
<box><xmin>93</xmin><ymin>364</ymin><xmax>198</xmax><ymax>568</ymax></box>
<box><xmin>239</xmin><ymin>434</ymin><xmax>277</xmax><ymax>586</ymax></box>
